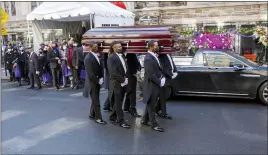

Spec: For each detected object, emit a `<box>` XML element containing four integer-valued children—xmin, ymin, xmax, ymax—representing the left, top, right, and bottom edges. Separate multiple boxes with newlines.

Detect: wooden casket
<box><xmin>82</xmin><ymin>26</ymin><xmax>174</xmax><ymax>54</ymax></box>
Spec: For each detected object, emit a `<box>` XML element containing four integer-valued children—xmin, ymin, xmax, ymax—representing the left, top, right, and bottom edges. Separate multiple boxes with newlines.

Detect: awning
<box><xmin>27</xmin><ymin>2</ymin><xmax>135</xmax><ymax>21</ymax></box>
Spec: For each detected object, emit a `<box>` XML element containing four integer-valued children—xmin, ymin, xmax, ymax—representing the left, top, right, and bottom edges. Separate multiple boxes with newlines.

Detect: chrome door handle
<box><xmin>208</xmin><ymin>67</ymin><xmax>218</xmax><ymax>69</ymax></box>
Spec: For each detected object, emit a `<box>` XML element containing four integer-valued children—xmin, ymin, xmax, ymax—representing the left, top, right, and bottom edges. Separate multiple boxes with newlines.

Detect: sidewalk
<box><xmin>1</xmin><ymin>67</ymin><xmax>9</xmax><ymax>80</ymax></box>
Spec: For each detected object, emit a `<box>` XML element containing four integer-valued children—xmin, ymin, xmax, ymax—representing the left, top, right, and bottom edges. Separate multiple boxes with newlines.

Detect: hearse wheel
<box><xmin>258</xmin><ymin>82</ymin><xmax>268</xmax><ymax>106</ymax></box>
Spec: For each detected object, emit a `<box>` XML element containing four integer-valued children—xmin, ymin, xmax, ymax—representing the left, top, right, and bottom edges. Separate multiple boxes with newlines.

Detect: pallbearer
<box><xmin>83</xmin><ymin>41</ymin><xmax>106</xmax><ymax>124</ymax></box>
<box><xmin>156</xmin><ymin>53</ymin><xmax>178</xmax><ymax>119</ymax></box>
<box><xmin>107</xmin><ymin>41</ymin><xmax>130</xmax><ymax>129</ymax></box>
<box><xmin>123</xmin><ymin>52</ymin><xmax>142</xmax><ymax>117</ymax></box>
<box><xmin>141</xmin><ymin>40</ymin><xmax>165</xmax><ymax>132</ymax></box>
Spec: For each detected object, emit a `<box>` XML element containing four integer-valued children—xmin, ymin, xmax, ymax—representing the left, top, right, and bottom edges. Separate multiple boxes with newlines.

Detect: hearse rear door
<box><xmin>174</xmin><ymin>51</ymin><xmax>215</xmax><ymax>94</ymax></box>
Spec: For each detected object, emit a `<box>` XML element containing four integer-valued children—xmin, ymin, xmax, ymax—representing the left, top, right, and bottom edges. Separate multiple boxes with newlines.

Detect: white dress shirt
<box><xmin>148</xmin><ymin>51</ymin><xmax>160</xmax><ymax>67</ymax></box>
<box><xmin>116</xmin><ymin>53</ymin><xmax>127</xmax><ymax>73</ymax></box>
<box><xmin>90</xmin><ymin>51</ymin><xmax>100</xmax><ymax>64</ymax></box>
<box><xmin>167</xmin><ymin>54</ymin><xmax>174</xmax><ymax>72</ymax></box>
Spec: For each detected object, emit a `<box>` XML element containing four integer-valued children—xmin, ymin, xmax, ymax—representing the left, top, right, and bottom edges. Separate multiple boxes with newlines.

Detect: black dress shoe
<box><xmin>140</xmin><ymin>121</ymin><xmax>150</xmax><ymax>126</ymax></box>
<box><xmin>157</xmin><ymin>112</ymin><xmax>172</xmax><ymax>120</ymax></box>
<box><xmin>120</xmin><ymin>122</ymin><xmax>131</xmax><ymax>128</ymax></box>
<box><xmin>56</xmin><ymin>87</ymin><xmax>60</xmax><ymax>91</ymax></box>
<box><xmin>162</xmin><ymin>114</ymin><xmax>172</xmax><ymax>119</ymax></box>
<box><xmin>130</xmin><ymin>112</ymin><xmax>141</xmax><ymax>117</ymax></box>
<box><xmin>36</xmin><ymin>86</ymin><xmax>42</xmax><ymax>90</ymax></box>
<box><xmin>103</xmin><ymin>107</ymin><xmax>112</xmax><ymax>112</ymax></box>
<box><xmin>152</xmin><ymin>126</ymin><xmax>164</xmax><ymax>132</ymax></box>
<box><xmin>17</xmin><ymin>83</ymin><xmax>22</xmax><ymax>87</ymax></box>
<box><xmin>95</xmin><ymin>119</ymin><xmax>107</xmax><ymax>124</ymax></box>
<box><xmin>109</xmin><ymin>117</ymin><xmax>117</xmax><ymax>122</ymax></box>
<box><xmin>28</xmin><ymin>86</ymin><xmax>34</xmax><ymax>89</ymax></box>
<box><xmin>88</xmin><ymin>115</ymin><xmax>95</xmax><ymax>119</ymax></box>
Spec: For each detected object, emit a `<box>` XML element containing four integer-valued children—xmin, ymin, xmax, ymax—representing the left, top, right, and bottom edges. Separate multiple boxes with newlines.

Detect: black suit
<box><xmin>156</xmin><ymin>54</ymin><xmax>177</xmax><ymax>114</ymax></box>
<box><xmin>103</xmin><ymin>53</ymin><xmax>114</xmax><ymax>109</ymax></box>
<box><xmin>123</xmin><ymin>53</ymin><xmax>141</xmax><ymax>112</ymax></box>
<box><xmin>83</xmin><ymin>52</ymin><xmax>103</xmax><ymax>120</ymax></box>
<box><xmin>4</xmin><ymin>50</ymin><xmax>16</xmax><ymax>81</ymax></box>
<box><xmin>142</xmin><ymin>52</ymin><xmax>163</xmax><ymax>127</ymax></box>
<box><xmin>28</xmin><ymin>52</ymin><xmax>41</xmax><ymax>88</ymax></box>
<box><xmin>107</xmin><ymin>52</ymin><xmax>127</xmax><ymax>123</ymax></box>
<box><xmin>47</xmin><ymin>48</ymin><xmax>61</xmax><ymax>89</ymax></box>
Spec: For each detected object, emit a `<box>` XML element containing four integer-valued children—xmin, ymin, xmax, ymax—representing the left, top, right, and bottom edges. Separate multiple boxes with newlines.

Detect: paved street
<box><xmin>1</xmin><ymin>80</ymin><xmax>267</xmax><ymax>154</ymax></box>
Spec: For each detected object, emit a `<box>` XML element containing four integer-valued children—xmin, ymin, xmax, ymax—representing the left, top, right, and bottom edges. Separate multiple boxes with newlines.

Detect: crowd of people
<box><xmin>3</xmin><ymin>39</ymin><xmax>87</xmax><ymax>90</ymax></box>
<box><xmin>3</xmin><ymin>39</ymin><xmax>178</xmax><ymax>132</ymax></box>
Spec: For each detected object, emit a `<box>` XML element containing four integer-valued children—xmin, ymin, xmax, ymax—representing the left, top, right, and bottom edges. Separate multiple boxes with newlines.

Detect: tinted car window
<box><xmin>204</xmin><ymin>52</ymin><xmax>244</xmax><ymax>67</ymax></box>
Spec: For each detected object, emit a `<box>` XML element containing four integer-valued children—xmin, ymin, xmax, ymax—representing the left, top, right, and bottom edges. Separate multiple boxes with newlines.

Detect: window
<box><xmin>31</xmin><ymin>1</ymin><xmax>37</xmax><ymax>11</ymax></box>
<box><xmin>111</xmin><ymin>24</ymin><xmax>119</xmax><ymax>27</ymax></box>
<box><xmin>11</xmin><ymin>35</ymin><xmax>16</xmax><ymax>41</ymax></box>
<box><xmin>11</xmin><ymin>1</ymin><xmax>16</xmax><ymax>16</ymax></box>
<box><xmin>4</xmin><ymin>2</ymin><xmax>9</xmax><ymax>14</ymax></box>
<box><xmin>101</xmin><ymin>24</ymin><xmax>119</xmax><ymax>27</ymax></box>
<box><xmin>102</xmin><ymin>24</ymin><xmax>110</xmax><ymax>27</ymax></box>
<box><xmin>191</xmin><ymin>51</ymin><xmax>205</xmax><ymax>66</ymax></box>
<box><xmin>203</xmin><ymin>52</ymin><xmax>245</xmax><ymax>68</ymax></box>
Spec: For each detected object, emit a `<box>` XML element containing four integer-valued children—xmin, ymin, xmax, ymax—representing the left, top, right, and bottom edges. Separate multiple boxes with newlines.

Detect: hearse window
<box><xmin>191</xmin><ymin>51</ymin><xmax>205</xmax><ymax>66</ymax></box>
<box><xmin>203</xmin><ymin>52</ymin><xmax>245</xmax><ymax>68</ymax></box>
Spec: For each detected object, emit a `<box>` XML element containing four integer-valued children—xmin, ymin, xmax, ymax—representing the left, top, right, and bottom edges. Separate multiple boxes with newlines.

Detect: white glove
<box><xmin>134</xmin><ymin>71</ymin><xmax>141</xmax><ymax>77</ymax></box>
<box><xmin>36</xmin><ymin>71</ymin><xmax>40</xmax><ymax>75</ymax></box>
<box><xmin>121</xmin><ymin>78</ymin><xmax>128</xmax><ymax>87</ymax></box>
<box><xmin>99</xmin><ymin>78</ymin><xmax>104</xmax><ymax>85</ymax></box>
<box><xmin>75</xmin><ymin>66</ymin><xmax>78</xmax><ymax>69</ymax></box>
<box><xmin>160</xmin><ymin>77</ymin><xmax>166</xmax><ymax>87</ymax></box>
<box><xmin>172</xmin><ymin>72</ymin><xmax>178</xmax><ymax>79</ymax></box>
<box><xmin>55</xmin><ymin>57</ymin><xmax>59</xmax><ymax>60</ymax></box>
<box><xmin>125</xmin><ymin>78</ymin><xmax>128</xmax><ymax>85</ymax></box>
<box><xmin>67</xmin><ymin>66</ymin><xmax>70</xmax><ymax>69</ymax></box>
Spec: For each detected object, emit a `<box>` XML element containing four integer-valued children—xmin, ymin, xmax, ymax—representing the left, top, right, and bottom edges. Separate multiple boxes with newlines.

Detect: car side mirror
<box><xmin>233</xmin><ymin>64</ymin><xmax>245</xmax><ymax>71</ymax></box>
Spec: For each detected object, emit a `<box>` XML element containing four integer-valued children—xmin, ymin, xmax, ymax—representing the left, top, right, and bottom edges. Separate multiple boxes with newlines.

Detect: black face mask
<box><xmin>92</xmin><ymin>47</ymin><xmax>99</xmax><ymax>53</ymax></box>
<box><xmin>117</xmin><ymin>49</ymin><xmax>124</xmax><ymax>54</ymax></box>
<box><xmin>153</xmin><ymin>46</ymin><xmax>159</xmax><ymax>53</ymax></box>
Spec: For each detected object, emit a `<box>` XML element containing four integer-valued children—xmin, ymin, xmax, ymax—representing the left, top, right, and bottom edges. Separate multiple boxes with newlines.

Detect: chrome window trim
<box><xmin>178</xmin><ymin>91</ymin><xmax>249</xmax><ymax>96</ymax></box>
<box><xmin>202</xmin><ymin>51</ymin><xmax>253</xmax><ymax>69</ymax></box>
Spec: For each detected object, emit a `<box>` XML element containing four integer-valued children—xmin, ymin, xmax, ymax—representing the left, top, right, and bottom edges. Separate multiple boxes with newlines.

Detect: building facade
<box><xmin>127</xmin><ymin>1</ymin><xmax>267</xmax><ymax>56</ymax></box>
<box><xmin>0</xmin><ymin>1</ymin><xmax>42</xmax><ymax>41</ymax></box>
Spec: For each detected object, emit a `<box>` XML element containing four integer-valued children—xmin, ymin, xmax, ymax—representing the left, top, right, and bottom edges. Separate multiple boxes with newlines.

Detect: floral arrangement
<box><xmin>254</xmin><ymin>26</ymin><xmax>268</xmax><ymax>47</ymax></box>
<box><xmin>192</xmin><ymin>33</ymin><xmax>234</xmax><ymax>50</ymax></box>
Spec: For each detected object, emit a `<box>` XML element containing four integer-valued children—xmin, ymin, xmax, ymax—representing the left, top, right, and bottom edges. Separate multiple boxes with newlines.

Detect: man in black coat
<box><xmin>28</xmin><ymin>48</ymin><xmax>42</xmax><ymax>90</ymax></box>
<box><xmin>156</xmin><ymin>54</ymin><xmax>178</xmax><ymax>119</ymax></box>
<box><xmin>4</xmin><ymin>45</ymin><xmax>16</xmax><ymax>82</ymax></box>
<box><xmin>141</xmin><ymin>40</ymin><xmax>165</xmax><ymax>132</ymax></box>
<box><xmin>18</xmin><ymin>46</ymin><xmax>30</xmax><ymax>84</ymax></box>
<box><xmin>47</xmin><ymin>42</ymin><xmax>61</xmax><ymax>90</ymax></box>
<box><xmin>123</xmin><ymin>53</ymin><xmax>142</xmax><ymax>117</ymax></box>
<box><xmin>83</xmin><ymin>41</ymin><xmax>106</xmax><ymax>124</ymax></box>
<box><xmin>107</xmin><ymin>41</ymin><xmax>130</xmax><ymax>129</ymax></box>
<box><xmin>76</xmin><ymin>41</ymin><xmax>89</xmax><ymax>88</ymax></box>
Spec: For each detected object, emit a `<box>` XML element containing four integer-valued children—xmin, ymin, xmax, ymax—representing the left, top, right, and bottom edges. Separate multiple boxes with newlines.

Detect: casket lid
<box><xmin>83</xmin><ymin>25</ymin><xmax>172</xmax><ymax>39</ymax></box>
